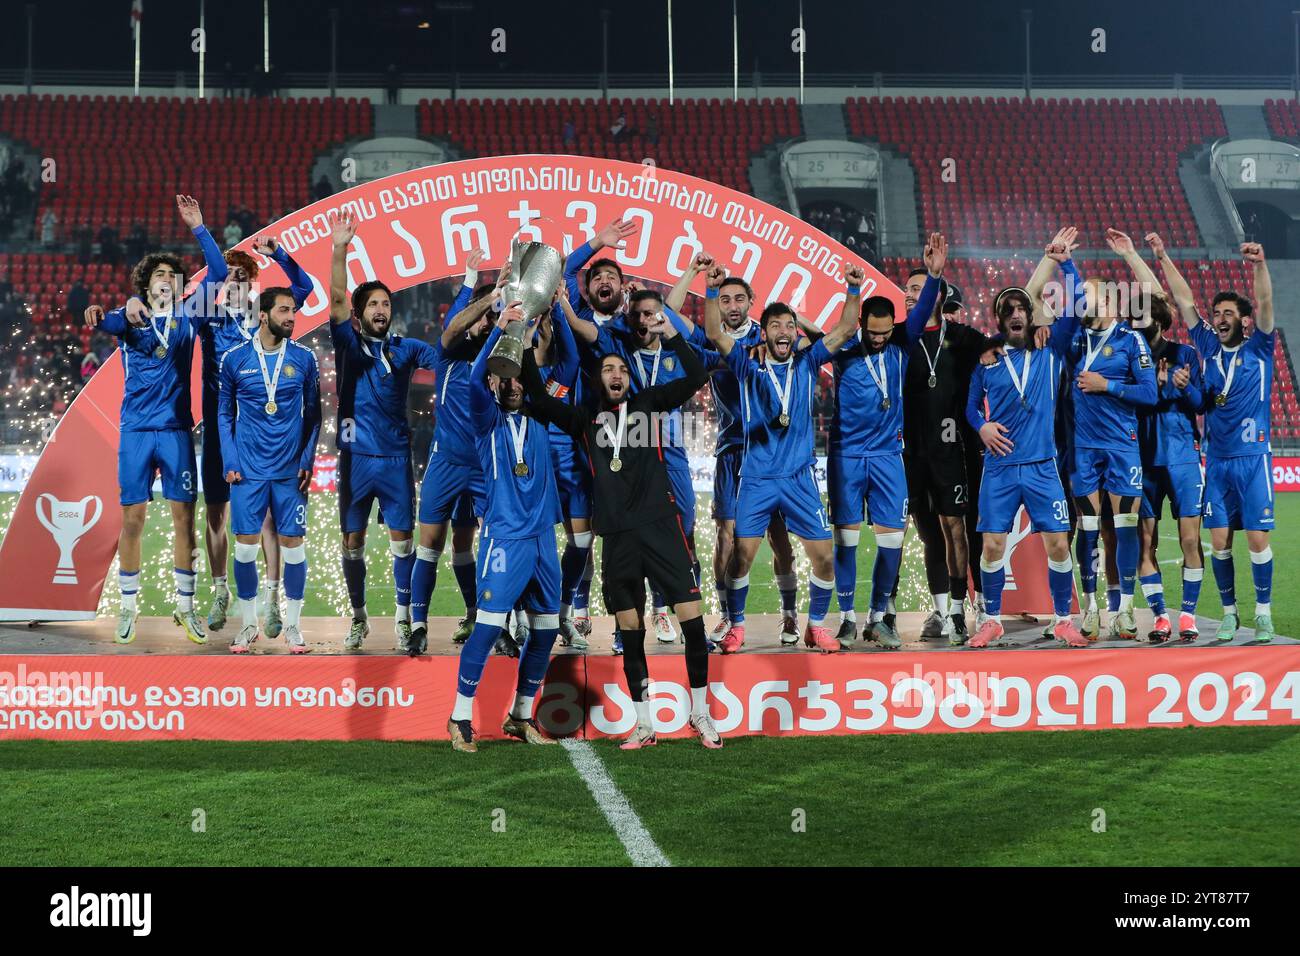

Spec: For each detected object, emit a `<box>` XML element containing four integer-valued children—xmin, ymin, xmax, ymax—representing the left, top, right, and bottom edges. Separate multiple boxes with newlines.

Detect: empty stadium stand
<box><xmin>846</xmin><ymin>96</ymin><xmax>1227</xmax><ymax>249</ymax></box>
<box><xmin>417</xmin><ymin>97</ymin><xmax>801</xmax><ymax>194</ymax></box>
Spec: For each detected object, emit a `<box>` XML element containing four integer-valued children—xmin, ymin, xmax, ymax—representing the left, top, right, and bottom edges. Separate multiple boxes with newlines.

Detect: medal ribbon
<box><xmin>1002</xmin><ymin>348</ymin><xmax>1033</xmax><ymax>405</ymax></box>
<box><xmin>600</xmin><ymin>402</ymin><xmax>628</xmax><ymax>464</ymax></box>
<box><xmin>918</xmin><ymin>318</ymin><xmax>946</xmax><ymax>383</ymax></box>
<box><xmin>1215</xmin><ymin>345</ymin><xmax>1241</xmax><ymax>403</ymax></box>
<box><xmin>862</xmin><ymin>349</ymin><xmax>889</xmax><ymax>402</ymax></box>
<box><xmin>253</xmin><ymin>336</ymin><xmax>287</xmax><ymax>409</ymax></box>
<box><xmin>764</xmin><ymin>358</ymin><xmax>795</xmax><ymax>422</ymax></box>
<box><xmin>1082</xmin><ymin>323</ymin><xmax>1117</xmax><ymax>373</ymax></box>
<box><xmin>635</xmin><ymin>347</ymin><xmax>661</xmax><ymax>388</ymax></box>
<box><xmin>506</xmin><ymin>412</ymin><xmax>528</xmax><ymax>472</ymax></box>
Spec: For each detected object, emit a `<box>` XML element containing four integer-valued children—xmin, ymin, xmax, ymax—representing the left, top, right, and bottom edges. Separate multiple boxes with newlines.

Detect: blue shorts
<box><xmin>476</xmin><ymin>527</ymin><xmax>561</xmax><ymax>614</ymax></box>
<box><xmin>711</xmin><ymin>447</ymin><xmax>743</xmax><ymax>522</ymax></box>
<box><xmin>418</xmin><ymin>451</ymin><xmax>484</xmax><ymax>529</ymax></box>
<box><xmin>1203</xmin><ymin>454</ymin><xmax>1274</xmax><ymax>531</ymax></box>
<box><xmin>339</xmin><ymin>451</ymin><xmax>415</xmax><ymax>534</ymax></box>
<box><xmin>200</xmin><ymin>424</ymin><xmax>230</xmax><ymax>505</ymax></box>
<box><xmin>1140</xmin><ymin>461</ymin><xmax>1204</xmax><ymax>520</ymax></box>
<box><xmin>735</xmin><ymin>466</ymin><xmax>831</xmax><ymax>541</ymax></box>
<box><xmin>231</xmin><ymin>477</ymin><xmax>307</xmax><ymax>537</ymax></box>
<box><xmin>827</xmin><ymin>452</ymin><xmax>908</xmax><ymax>529</ymax></box>
<box><xmin>118</xmin><ymin>429</ymin><xmax>197</xmax><ymax>506</ymax></box>
<box><xmin>977</xmin><ymin>460</ymin><xmax>1071</xmax><ymax>535</ymax></box>
<box><xmin>667</xmin><ymin>464</ymin><xmax>696</xmax><ymax>536</ymax></box>
<box><xmin>1071</xmin><ymin>444</ymin><xmax>1143</xmax><ymax>498</ymax></box>
<box><xmin>552</xmin><ymin>443</ymin><xmax>591</xmax><ymax>521</ymax></box>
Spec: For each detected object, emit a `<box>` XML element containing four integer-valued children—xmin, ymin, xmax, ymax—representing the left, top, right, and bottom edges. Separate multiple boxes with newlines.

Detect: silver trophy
<box><xmin>488</xmin><ymin>238</ymin><xmax>564</xmax><ymax>378</ymax></box>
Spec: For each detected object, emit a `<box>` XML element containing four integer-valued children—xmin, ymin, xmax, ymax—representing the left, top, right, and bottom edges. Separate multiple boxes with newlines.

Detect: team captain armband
<box><xmin>544</xmin><ymin>378</ymin><xmax>570</xmax><ymax>399</ymax></box>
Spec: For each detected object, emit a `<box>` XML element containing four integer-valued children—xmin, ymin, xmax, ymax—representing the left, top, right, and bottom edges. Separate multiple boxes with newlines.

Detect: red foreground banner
<box><xmin>1</xmin><ymin>647</ymin><xmax>1295</xmax><ymax>740</ymax></box>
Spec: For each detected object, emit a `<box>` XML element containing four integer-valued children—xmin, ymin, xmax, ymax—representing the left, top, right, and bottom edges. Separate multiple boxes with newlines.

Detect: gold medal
<box><xmin>265</xmin><ymin>400</ymin><xmax>278</xmax><ymax>415</ymax></box>
<box><xmin>513</xmin><ymin>462</ymin><xmax>529</xmax><ymax>477</ymax></box>
<box><xmin>154</xmin><ymin>346</ymin><xmax>167</xmax><ymax>359</ymax></box>
<box><xmin>610</xmin><ymin>458</ymin><xmax>623</xmax><ymax>473</ymax></box>
<box><xmin>880</xmin><ymin>398</ymin><xmax>891</xmax><ymax>410</ymax></box>
<box><xmin>778</xmin><ymin>413</ymin><xmax>791</xmax><ymax>428</ymax></box>
<box><xmin>1214</xmin><ymin>393</ymin><xmax>1227</xmax><ymax>407</ymax></box>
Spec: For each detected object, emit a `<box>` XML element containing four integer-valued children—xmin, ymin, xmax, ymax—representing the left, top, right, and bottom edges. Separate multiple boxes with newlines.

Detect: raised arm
<box><xmin>1105</xmin><ymin>228</ymin><xmax>1161</xmax><ymax>292</ymax></box>
<box><xmin>520</xmin><ymin>346</ymin><xmax>586</xmax><ymax>436</ymax></box>
<box><xmin>1028</xmin><ymin>226</ymin><xmax>1080</xmax><ymax>323</ymax></box>
<box><xmin>218</xmin><ymin>353</ymin><xmax>241</xmax><ymax>480</ymax></box>
<box><xmin>564</xmin><ymin>218</ymin><xmax>639</xmax><ymax>313</ymax></box>
<box><xmin>638</xmin><ymin>317</ymin><xmax>708</xmax><ymax>411</ymax></box>
<box><xmin>469</xmin><ymin>323</ymin><xmax>503</xmax><ymax>430</ymax></box>
<box><xmin>255</xmin><ymin>236</ymin><xmax>313</xmax><ymax>309</ymax></box>
<box><xmin>441</xmin><ymin>277</ymin><xmax>504</xmax><ymax>349</ymax></box>
<box><xmin>702</xmin><ymin>264</ymin><xmax>733</xmax><ymax>355</ymax></box>
<box><xmin>665</xmin><ymin>251</ymin><xmax>710</xmax><ymax>314</ymax></box>
<box><xmin>176</xmin><ymin>195</ymin><xmax>228</xmax><ymax>319</ymax></box>
<box><xmin>822</xmin><ymin>263</ymin><xmax>866</xmax><ymax>354</ymax></box>
<box><xmin>328</xmin><ymin>210</ymin><xmax>358</xmax><ymax>325</ymax></box>
<box><xmin>903</xmin><ymin>232</ymin><xmax>947</xmax><ymax>343</ymax></box>
<box><xmin>1243</xmin><ymin>242</ymin><xmax>1273</xmax><ymax>333</ymax></box>
<box><xmin>1144</xmin><ymin>232</ymin><xmax>1199</xmax><ymax>328</ymax></box>
<box><xmin>547</xmin><ymin>290</ymin><xmax>581</xmax><ymax>390</ymax></box>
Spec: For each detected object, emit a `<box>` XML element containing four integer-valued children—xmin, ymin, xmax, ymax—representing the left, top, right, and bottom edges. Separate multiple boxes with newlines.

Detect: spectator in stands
<box><xmin>126</xmin><ymin>221</ymin><xmax>148</xmax><ymax>264</ymax></box>
<box><xmin>40</xmin><ymin>208</ymin><xmax>57</xmax><ymax>247</ymax></box>
<box><xmin>251</xmin><ymin>63</ymin><xmax>269</xmax><ymax>98</ymax></box>
<box><xmin>314</xmin><ymin>175</ymin><xmax>333</xmax><ymax>202</ymax></box>
<box><xmin>224</xmin><ymin>218</ymin><xmax>243</xmax><ymax>248</ymax></box>
<box><xmin>237</xmin><ymin>205</ymin><xmax>257</xmax><ymax>237</ymax></box>
<box><xmin>75</xmin><ymin>225</ymin><xmax>93</xmax><ymax>266</ymax></box>
<box><xmin>67</xmin><ymin>280</ymin><xmax>89</xmax><ymax>322</ymax></box>
<box><xmin>647</xmin><ymin>113</ymin><xmax>660</xmax><ymax>147</ymax></box>
<box><xmin>0</xmin><ymin>268</ymin><xmax>9</xmax><ymax>301</ymax></box>
<box><xmin>97</xmin><ymin>222</ymin><xmax>121</xmax><ymax>266</ymax></box>
<box><xmin>385</xmin><ymin>64</ymin><xmax>402</xmax><ymax>105</ymax></box>
<box><xmin>610</xmin><ymin>113</ymin><xmax>627</xmax><ymax>142</ymax></box>
<box><xmin>563</xmin><ymin>119</ymin><xmax>576</xmax><ymax>149</ymax></box>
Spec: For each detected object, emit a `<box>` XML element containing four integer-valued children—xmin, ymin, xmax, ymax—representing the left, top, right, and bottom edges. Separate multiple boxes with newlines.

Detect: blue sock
<box><xmin>574</xmin><ymin>559</ymin><xmax>592</xmax><ymax>613</ymax></box>
<box><xmin>452</xmin><ymin>550</ymin><xmax>477</xmax><ymax>611</ymax></box>
<box><xmin>1181</xmin><ymin>565</ymin><xmax>1203</xmax><ymax>615</ymax></box>
<box><xmin>516</xmin><ymin>624</ymin><xmax>559</xmax><ymax>697</ymax></box>
<box><xmin>727</xmin><ymin>574</ymin><xmax>750</xmax><ymax>625</ymax></box>
<box><xmin>1211</xmin><ymin>550</ymin><xmax>1236</xmax><ymax>610</ymax></box>
<box><xmin>283</xmin><ymin>553</ymin><xmax>306</xmax><ymax>601</ymax></box>
<box><xmin>1107</xmin><ymin>587</ymin><xmax>1121</xmax><ymax>613</ymax></box>
<box><xmin>392</xmin><ymin>546</ymin><xmax>415</xmax><ymax>612</ymax></box>
<box><xmin>808</xmin><ymin>574</ymin><xmax>833</xmax><ymax>625</ymax></box>
<box><xmin>457</xmin><ymin>619</ymin><xmax>501</xmax><ymax>697</ymax></box>
<box><xmin>1076</xmin><ymin>526</ymin><xmax>1099</xmax><ymax>602</ymax></box>
<box><xmin>341</xmin><ymin>548</ymin><xmax>367</xmax><ymax>611</ymax></box>
<box><xmin>560</xmin><ymin>538</ymin><xmax>591</xmax><ymax>607</ymax></box>
<box><xmin>650</xmin><ymin>586</ymin><xmax>668</xmax><ymax>610</ymax></box>
<box><xmin>834</xmin><ymin>535</ymin><xmax>858</xmax><ymax>612</ymax></box>
<box><xmin>1139</xmin><ymin>571</ymin><xmax>1166</xmax><ymax>616</ymax></box>
<box><xmin>233</xmin><ymin>557</ymin><xmax>259</xmax><ymax>601</ymax></box>
<box><xmin>1048</xmin><ymin>558</ymin><xmax>1074</xmax><ymax>617</ymax></box>
<box><xmin>870</xmin><ymin>542</ymin><xmax>903</xmax><ymax>613</ymax></box>
<box><xmin>173</xmin><ymin>567</ymin><xmax>196</xmax><ymax>609</ymax></box>
<box><xmin>981</xmin><ymin>560</ymin><xmax>1006</xmax><ymax>617</ymax></box>
<box><xmin>1251</xmin><ymin>548</ymin><xmax>1273</xmax><ymax>607</ymax></box>
<box><xmin>1115</xmin><ymin>523</ymin><xmax>1139</xmax><ymax>598</ymax></box>
<box><xmin>411</xmin><ymin>547</ymin><xmax>439</xmax><ymax>624</ymax></box>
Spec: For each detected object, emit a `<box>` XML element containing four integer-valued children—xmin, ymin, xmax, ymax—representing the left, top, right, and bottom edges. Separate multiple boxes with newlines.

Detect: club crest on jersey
<box><xmin>1103</xmin><ymin>345</ymin><xmax>1114</xmax><ymax>357</ymax></box>
<box><xmin>284</xmin><ymin>366</ymin><xmax>296</xmax><ymax>377</ymax></box>
<box><xmin>664</xmin><ymin>356</ymin><xmax>675</xmax><ymax>372</ymax></box>
<box><xmin>482</xmin><ymin>590</ymin><xmax>492</xmax><ymax>601</ymax></box>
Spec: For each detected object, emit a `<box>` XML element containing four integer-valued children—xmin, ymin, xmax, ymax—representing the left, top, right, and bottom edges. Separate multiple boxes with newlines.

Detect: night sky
<box><xmin>2</xmin><ymin>0</ymin><xmax>1296</xmax><ymax>81</ymax></box>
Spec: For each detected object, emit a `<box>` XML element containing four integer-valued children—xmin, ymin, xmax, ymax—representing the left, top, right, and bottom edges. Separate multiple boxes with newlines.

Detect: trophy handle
<box><xmin>34</xmin><ymin>493</ymin><xmax>58</xmax><ymax>535</ymax></box>
<box><xmin>79</xmin><ymin>495</ymin><xmax>103</xmax><ymax>533</ymax></box>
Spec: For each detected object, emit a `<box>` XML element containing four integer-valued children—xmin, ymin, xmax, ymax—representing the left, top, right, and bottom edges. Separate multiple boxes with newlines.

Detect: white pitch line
<box><xmin>560</xmin><ymin>738</ymin><xmax>671</xmax><ymax>867</ymax></box>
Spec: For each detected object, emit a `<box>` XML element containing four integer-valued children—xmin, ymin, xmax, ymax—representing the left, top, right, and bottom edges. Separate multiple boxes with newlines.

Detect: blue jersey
<box><xmin>725</xmin><ymin>338</ymin><xmax>832</xmax><ymax>479</ymax></box>
<box><xmin>470</xmin><ymin>326</ymin><xmax>563</xmax><ymax>539</ymax></box>
<box><xmin>199</xmin><ymin>246</ymin><xmax>312</xmax><ymax>400</ymax></box>
<box><xmin>331</xmin><ymin>320</ymin><xmax>437</xmax><ymax>457</ymax></box>
<box><xmin>103</xmin><ymin>224</ymin><xmax>227</xmax><ymax>432</ymax></box>
<box><xmin>564</xmin><ymin>241</ymin><xmax>629</xmax><ymax>327</ymax></box>
<box><xmin>1065</xmin><ymin>321</ymin><xmax>1157</xmax><ymax>451</ymax></box>
<box><xmin>679</xmin><ymin>314</ymin><xmax>764</xmax><ymax>454</ymax></box>
<box><xmin>430</xmin><ymin>284</ymin><xmax>482</xmax><ymax>466</ymax></box>
<box><xmin>217</xmin><ymin>337</ymin><xmax>321</xmax><ymax>480</ymax></box>
<box><xmin>1192</xmin><ymin>322</ymin><xmax>1275</xmax><ymax>459</ymax></box>
<box><xmin>967</xmin><ymin>307</ymin><xmax>1080</xmax><ymax>467</ymax></box>
<box><xmin>829</xmin><ymin>273</ymin><xmax>939</xmax><ymax>457</ymax></box>
<box><xmin>1137</xmin><ymin>339</ymin><xmax>1204</xmax><ymax>467</ymax></box>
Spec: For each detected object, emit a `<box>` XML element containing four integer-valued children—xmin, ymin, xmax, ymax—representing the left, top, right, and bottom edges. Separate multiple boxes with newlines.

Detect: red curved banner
<box><xmin>0</xmin><ymin>154</ymin><xmax>1053</xmax><ymax>621</ymax></box>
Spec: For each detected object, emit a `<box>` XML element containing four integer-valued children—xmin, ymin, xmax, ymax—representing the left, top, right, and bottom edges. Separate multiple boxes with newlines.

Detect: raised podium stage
<box><xmin>1</xmin><ymin>613</ymin><xmax>1297</xmax><ymax>741</ymax></box>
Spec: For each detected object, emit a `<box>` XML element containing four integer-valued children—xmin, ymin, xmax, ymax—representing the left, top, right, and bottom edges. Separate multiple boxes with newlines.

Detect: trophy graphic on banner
<box><xmin>35</xmin><ymin>493</ymin><xmax>103</xmax><ymax>585</ymax></box>
<box><xmin>487</xmin><ymin>238</ymin><xmax>565</xmax><ymax>378</ymax></box>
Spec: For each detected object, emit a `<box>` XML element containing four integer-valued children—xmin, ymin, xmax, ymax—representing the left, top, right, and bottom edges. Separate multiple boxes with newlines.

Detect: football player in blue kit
<box><xmin>966</xmin><ymin>231</ymin><xmax>1089</xmax><ymax>649</ymax></box>
<box><xmin>1064</xmin><ymin>239</ymin><xmax>1158</xmax><ymax>641</ymax></box>
<box><xmin>447</xmin><ymin>306</ymin><xmax>565</xmax><ymax>753</ymax></box>
<box><xmin>1161</xmin><ymin>240</ymin><xmax>1278</xmax><ymax>642</ymax></box>
<box><xmin>704</xmin><ymin>260</ymin><xmax>865</xmax><ymax>654</ymax></box>
<box><xmin>197</xmin><ymin>236</ymin><xmax>313</xmax><ymax>638</ymax></box>
<box><xmin>83</xmin><ymin>195</ymin><xmax>226</xmax><ymax>646</ymax></box>
<box><xmin>410</xmin><ymin>251</ymin><xmax>506</xmax><ymax>654</ymax></box>
<box><xmin>327</xmin><ymin>210</ymin><xmax>441</xmax><ymax>653</ymax></box>
<box><xmin>829</xmin><ymin>233</ymin><xmax>948</xmax><ymax>650</ymax></box>
<box><xmin>665</xmin><ymin>255</ymin><xmax>803</xmax><ymax>647</ymax></box>
<box><xmin>217</xmin><ymin>286</ymin><xmax>322</xmax><ymax>654</ymax></box>
<box><xmin>1110</xmin><ymin>230</ymin><xmax>1207</xmax><ymax>642</ymax></box>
